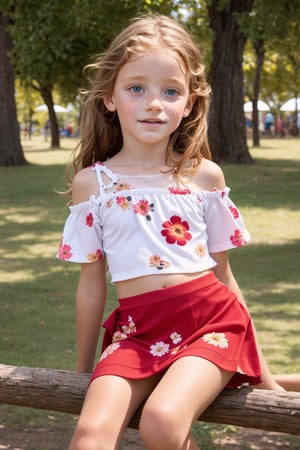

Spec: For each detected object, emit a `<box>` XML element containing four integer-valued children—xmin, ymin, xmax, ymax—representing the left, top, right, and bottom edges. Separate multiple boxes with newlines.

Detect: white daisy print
<box><xmin>122</xmin><ymin>315</ymin><xmax>136</xmax><ymax>334</ymax></box>
<box><xmin>112</xmin><ymin>331</ymin><xmax>128</xmax><ymax>342</ymax></box>
<box><xmin>171</xmin><ymin>346</ymin><xmax>181</xmax><ymax>355</ymax></box>
<box><xmin>150</xmin><ymin>341</ymin><xmax>170</xmax><ymax>357</ymax></box>
<box><xmin>170</xmin><ymin>332</ymin><xmax>182</xmax><ymax>345</ymax></box>
<box><xmin>99</xmin><ymin>342</ymin><xmax>121</xmax><ymax>361</ymax></box>
<box><xmin>202</xmin><ymin>332</ymin><xmax>229</xmax><ymax>349</ymax></box>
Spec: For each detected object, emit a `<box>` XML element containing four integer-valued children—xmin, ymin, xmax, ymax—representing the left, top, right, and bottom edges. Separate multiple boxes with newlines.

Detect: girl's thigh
<box><xmin>142</xmin><ymin>356</ymin><xmax>234</xmax><ymax>426</ymax></box>
<box><xmin>77</xmin><ymin>373</ymin><xmax>160</xmax><ymax>434</ymax></box>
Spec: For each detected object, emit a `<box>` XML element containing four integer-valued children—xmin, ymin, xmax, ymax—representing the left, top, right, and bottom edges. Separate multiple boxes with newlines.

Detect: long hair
<box><xmin>69</xmin><ymin>14</ymin><xmax>212</xmax><ymax>183</ymax></box>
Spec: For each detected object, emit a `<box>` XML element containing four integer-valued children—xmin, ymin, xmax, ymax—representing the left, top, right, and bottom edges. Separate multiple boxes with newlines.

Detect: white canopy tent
<box><xmin>244</xmin><ymin>100</ymin><xmax>270</xmax><ymax>112</ymax></box>
<box><xmin>35</xmin><ymin>104</ymin><xmax>67</xmax><ymax>113</ymax></box>
<box><xmin>280</xmin><ymin>98</ymin><xmax>300</xmax><ymax>112</ymax></box>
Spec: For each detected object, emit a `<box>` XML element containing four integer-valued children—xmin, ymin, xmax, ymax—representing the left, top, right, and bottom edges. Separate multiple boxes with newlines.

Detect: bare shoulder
<box><xmin>194</xmin><ymin>158</ymin><xmax>226</xmax><ymax>191</ymax></box>
<box><xmin>72</xmin><ymin>166</ymin><xmax>99</xmax><ymax>204</ymax></box>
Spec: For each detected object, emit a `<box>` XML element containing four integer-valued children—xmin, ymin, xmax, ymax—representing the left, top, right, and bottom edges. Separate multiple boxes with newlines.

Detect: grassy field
<box><xmin>0</xmin><ymin>136</ymin><xmax>299</xmax><ymax>448</ymax></box>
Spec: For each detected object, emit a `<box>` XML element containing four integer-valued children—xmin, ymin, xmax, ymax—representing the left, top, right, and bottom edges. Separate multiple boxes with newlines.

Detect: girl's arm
<box><xmin>71</xmin><ymin>167</ymin><xmax>107</xmax><ymax>373</ymax></box>
<box><xmin>212</xmin><ymin>250</ymin><xmax>284</xmax><ymax>392</ymax></box>
<box><xmin>75</xmin><ymin>260</ymin><xmax>107</xmax><ymax>373</ymax></box>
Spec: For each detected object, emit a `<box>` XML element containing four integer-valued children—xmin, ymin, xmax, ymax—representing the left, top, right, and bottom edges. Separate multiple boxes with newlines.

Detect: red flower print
<box><xmin>168</xmin><ymin>186</ymin><xmax>191</xmax><ymax>195</ymax></box>
<box><xmin>85</xmin><ymin>212</ymin><xmax>94</xmax><ymax>227</ymax></box>
<box><xmin>133</xmin><ymin>199</ymin><xmax>154</xmax><ymax>221</ymax></box>
<box><xmin>210</xmin><ymin>187</ymin><xmax>225</xmax><ymax>198</ymax></box>
<box><xmin>58</xmin><ymin>241</ymin><xmax>73</xmax><ymax>260</ymax></box>
<box><xmin>116</xmin><ymin>196</ymin><xmax>131</xmax><ymax>210</ymax></box>
<box><xmin>161</xmin><ymin>215</ymin><xmax>192</xmax><ymax>246</ymax></box>
<box><xmin>229</xmin><ymin>205</ymin><xmax>239</xmax><ymax>219</ymax></box>
<box><xmin>230</xmin><ymin>229</ymin><xmax>246</xmax><ymax>247</ymax></box>
<box><xmin>87</xmin><ymin>249</ymin><xmax>103</xmax><ymax>262</ymax></box>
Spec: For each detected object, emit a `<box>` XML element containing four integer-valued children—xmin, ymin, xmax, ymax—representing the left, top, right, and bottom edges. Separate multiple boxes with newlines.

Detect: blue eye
<box><xmin>165</xmin><ymin>89</ymin><xmax>178</xmax><ymax>97</ymax></box>
<box><xmin>130</xmin><ymin>86</ymin><xmax>143</xmax><ymax>93</ymax></box>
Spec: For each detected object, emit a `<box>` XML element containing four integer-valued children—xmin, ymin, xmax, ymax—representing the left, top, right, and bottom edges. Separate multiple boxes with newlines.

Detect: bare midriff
<box><xmin>115</xmin><ymin>270</ymin><xmax>212</xmax><ymax>299</ymax></box>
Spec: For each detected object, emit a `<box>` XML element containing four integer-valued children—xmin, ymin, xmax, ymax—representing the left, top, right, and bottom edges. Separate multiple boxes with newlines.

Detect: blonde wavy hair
<box><xmin>68</xmin><ymin>14</ymin><xmax>211</xmax><ymax>186</ymax></box>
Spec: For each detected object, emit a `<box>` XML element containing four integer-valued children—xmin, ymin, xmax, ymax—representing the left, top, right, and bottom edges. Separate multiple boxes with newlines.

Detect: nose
<box><xmin>146</xmin><ymin>92</ymin><xmax>163</xmax><ymax>111</ymax></box>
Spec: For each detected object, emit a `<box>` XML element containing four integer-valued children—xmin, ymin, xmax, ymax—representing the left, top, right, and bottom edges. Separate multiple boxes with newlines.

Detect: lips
<box><xmin>139</xmin><ymin>119</ymin><xmax>165</xmax><ymax>123</ymax></box>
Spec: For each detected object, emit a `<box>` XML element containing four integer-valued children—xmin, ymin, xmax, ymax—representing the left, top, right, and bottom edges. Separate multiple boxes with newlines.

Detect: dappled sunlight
<box><xmin>3</xmin><ymin>212</ymin><xmax>41</xmax><ymax>224</ymax></box>
<box><xmin>249</xmin><ymin>138</ymin><xmax>300</xmax><ymax>160</ymax></box>
<box><xmin>243</xmin><ymin>207</ymin><xmax>300</xmax><ymax>245</ymax></box>
<box><xmin>269</xmin><ymin>281</ymin><xmax>300</xmax><ymax>295</ymax></box>
<box><xmin>0</xmin><ymin>259</ymin><xmax>75</xmax><ymax>283</ymax></box>
<box><xmin>22</xmin><ymin>136</ymin><xmax>77</xmax><ymax>166</ymax></box>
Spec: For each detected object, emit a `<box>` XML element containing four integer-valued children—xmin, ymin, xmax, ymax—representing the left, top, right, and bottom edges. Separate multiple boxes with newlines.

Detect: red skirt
<box><xmin>91</xmin><ymin>272</ymin><xmax>262</xmax><ymax>389</ymax></box>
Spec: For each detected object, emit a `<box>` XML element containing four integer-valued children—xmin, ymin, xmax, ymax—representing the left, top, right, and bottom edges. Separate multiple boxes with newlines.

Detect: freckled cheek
<box><xmin>167</xmin><ymin>107</ymin><xmax>187</xmax><ymax>126</ymax></box>
<box><xmin>117</xmin><ymin>97</ymin><xmax>141</xmax><ymax>116</ymax></box>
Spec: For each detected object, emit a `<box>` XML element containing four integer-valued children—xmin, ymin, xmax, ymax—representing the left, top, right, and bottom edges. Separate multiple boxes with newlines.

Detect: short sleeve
<box><xmin>57</xmin><ymin>198</ymin><xmax>104</xmax><ymax>263</ymax></box>
<box><xmin>205</xmin><ymin>188</ymin><xmax>251</xmax><ymax>253</ymax></box>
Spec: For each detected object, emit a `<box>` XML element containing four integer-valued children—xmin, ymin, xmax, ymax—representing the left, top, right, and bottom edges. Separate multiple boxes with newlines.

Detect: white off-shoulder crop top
<box><xmin>57</xmin><ymin>162</ymin><xmax>250</xmax><ymax>283</ymax></box>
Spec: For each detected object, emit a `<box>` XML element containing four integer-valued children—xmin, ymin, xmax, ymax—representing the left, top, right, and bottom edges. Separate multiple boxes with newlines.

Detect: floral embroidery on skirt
<box><xmin>91</xmin><ymin>272</ymin><xmax>262</xmax><ymax>389</ymax></box>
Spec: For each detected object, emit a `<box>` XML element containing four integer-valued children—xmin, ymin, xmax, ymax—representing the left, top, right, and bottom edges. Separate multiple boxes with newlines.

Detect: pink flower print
<box><xmin>85</xmin><ymin>212</ymin><xmax>94</xmax><ymax>227</ymax></box>
<box><xmin>149</xmin><ymin>254</ymin><xmax>171</xmax><ymax>270</ymax></box>
<box><xmin>58</xmin><ymin>241</ymin><xmax>73</xmax><ymax>260</ymax></box>
<box><xmin>230</xmin><ymin>229</ymin><xmax>246</xmax><ymax>247</ymax></box>
<box><xmin>116</xmin><ymin>195</ymin><xmax>131</xmax><ymax>211</ymax></box>
<box><xmin>133</xmin><ymin>199</ymin><xmax>155</xmax><ymax>221</ymax></box>
<box><xmin>87</xmin><ymin>249</ymin><xmax>102</xmax><ymax>262</ymax></box>
<box><xmin>168</xmin><ymin>186</ymin><xmax>191</xmax><ymax>195</ymax></box>
<box><xmin>161</xmin><ymin>215</ymin><xmax>192</xmax><ymax>246</ymax></box>
<box><xmin>229</xmin><ymin>205</ymin><xmax>239</xmax><ymax>219</ymax></box>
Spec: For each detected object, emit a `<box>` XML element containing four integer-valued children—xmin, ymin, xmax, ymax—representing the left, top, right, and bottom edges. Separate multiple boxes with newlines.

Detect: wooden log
<box><xmin>0</xmin><ymin>363</ymin><xmax>300</xmax><ymax>435</ymax></box>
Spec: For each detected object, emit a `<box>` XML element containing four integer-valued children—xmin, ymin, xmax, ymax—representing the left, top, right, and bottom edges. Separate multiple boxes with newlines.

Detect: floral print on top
<box><xmin>57</xmin><ymin>162</ymin><xmax>250</xmax><ymax>282</ymax></box>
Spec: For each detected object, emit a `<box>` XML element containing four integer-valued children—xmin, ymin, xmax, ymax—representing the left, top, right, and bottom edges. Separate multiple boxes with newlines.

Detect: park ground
<box><xmin>1</xmin><ymin>409</ymin><xmax>300</xmax><ymax>449</ymax></box>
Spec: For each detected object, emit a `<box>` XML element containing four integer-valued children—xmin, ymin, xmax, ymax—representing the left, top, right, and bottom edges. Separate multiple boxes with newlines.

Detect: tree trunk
<box><xmin>40</xmin><ymin>87</ymin><xmax>60</xmax><ymax>148</ymax></box>
<box><xmin>252</xmin><ymin>38</ymin><xmax>265</xmax><ymax>147</ymax></box>
<box><xmin>207</xmin><ymin>0</ymin><xmax>254</xmax><ymax>164</ymax></box>
<box><xmin>0</xmin><ymin>364</ymin><xmax>300</xmax><ymax>435</ymax></box>
<box><xmin>0</xmin><ymin>12</ymin><xmax>26</xmax><ymax>166</ymax></box>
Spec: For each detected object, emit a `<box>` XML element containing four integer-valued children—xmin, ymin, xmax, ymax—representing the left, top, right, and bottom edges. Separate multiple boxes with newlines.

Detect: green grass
<box><xmin>0</xmin><ymin>136</ymin><xmax>300</xmax><ymax>448</ymax></box>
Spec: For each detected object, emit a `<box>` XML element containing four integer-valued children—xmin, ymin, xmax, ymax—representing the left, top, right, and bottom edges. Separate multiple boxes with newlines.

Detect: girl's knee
<box><xmin>69</xmin><ymin>425</ymin><xmax>98</xmax><ymax>450</ymax></box>
<box><xmin>69</xmin><ymin>420</ymin><xmax>117</xmax><ymax>450</ymax></box>
<box><xmin>139</xmin><ymin>403</ymin><xmax>186</xmax><ymax>448</ymax></box>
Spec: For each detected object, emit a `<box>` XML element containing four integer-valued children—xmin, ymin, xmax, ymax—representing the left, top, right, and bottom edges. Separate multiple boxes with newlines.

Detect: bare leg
<box><xmin>69</xmin><ymin>374</ymin><xmax>160</xmax><ymax>450</ymax></box>
<box><xmin>274</xmin><ymin>374</ymin><xmax>300</xmax><ymax>391</ymax></box>
<box><xmin>139</xmin><ymin>356</ymin><xmax>234</xmax><ymax>450</ymax></box>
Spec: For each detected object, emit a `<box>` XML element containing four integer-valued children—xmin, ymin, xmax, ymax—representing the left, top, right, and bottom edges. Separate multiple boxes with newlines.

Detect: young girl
<box><xmin>57</xmin><ymin>14</ymin><xmax>297</xmax><ymax>450</ymax></box>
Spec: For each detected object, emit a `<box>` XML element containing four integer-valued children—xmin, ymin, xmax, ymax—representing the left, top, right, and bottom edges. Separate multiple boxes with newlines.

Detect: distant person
<box><xmin>264</xmin><ymin>112</ymin><xmax>274</xmax><ymax>135</ymax></box>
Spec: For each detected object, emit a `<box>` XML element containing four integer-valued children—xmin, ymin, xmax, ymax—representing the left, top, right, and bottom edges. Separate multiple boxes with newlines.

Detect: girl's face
<box><xmin>104</xmin><ymin>49</ymin><xmax>194</xmax><ymax>150</ymax></box>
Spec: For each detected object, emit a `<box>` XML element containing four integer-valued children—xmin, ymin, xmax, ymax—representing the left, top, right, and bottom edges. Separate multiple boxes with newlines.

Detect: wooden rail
<box><xmin>1</xmin><ymin>364</ymin><xmax>300</xmax><ymax>435</ymax></box>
